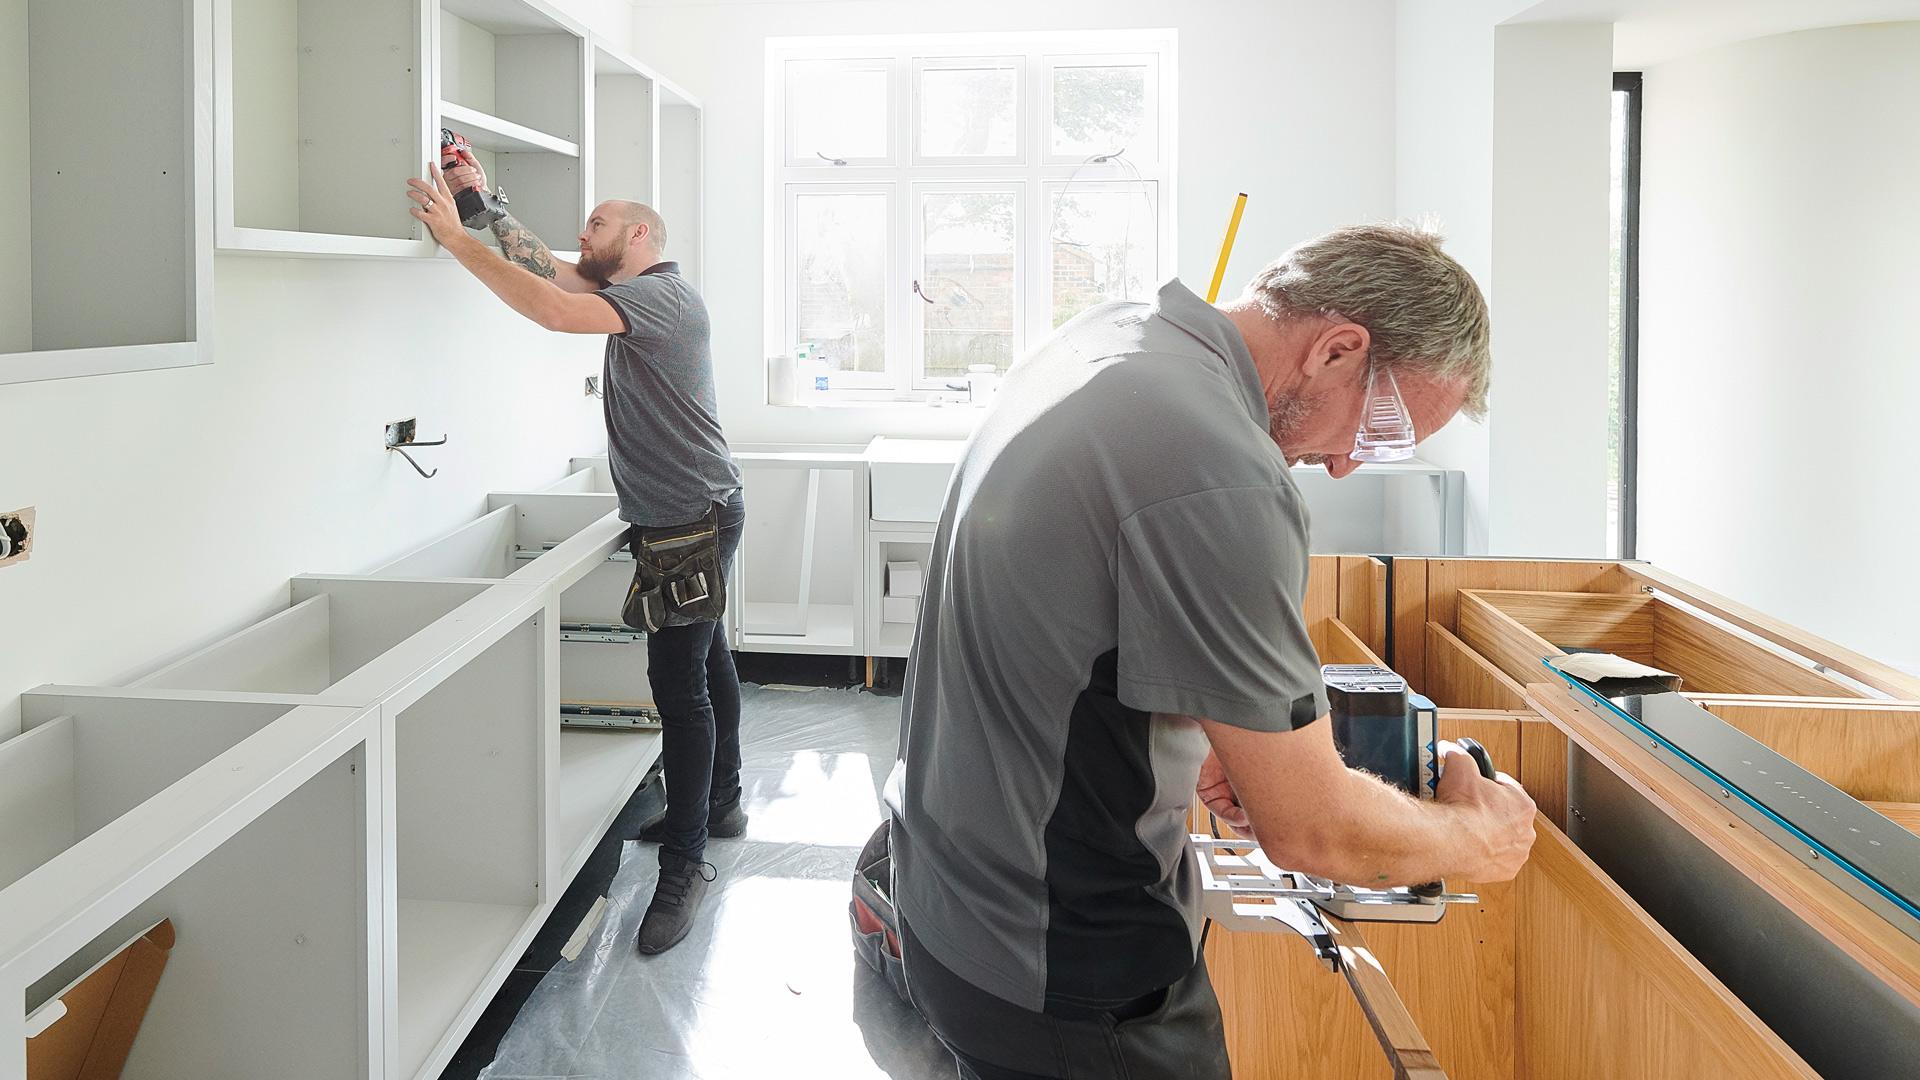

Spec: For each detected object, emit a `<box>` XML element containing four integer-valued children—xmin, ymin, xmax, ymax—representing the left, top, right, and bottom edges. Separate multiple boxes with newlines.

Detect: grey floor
<box><xmin>475</xmin><ymin>684</ymin><xmax>957</xmax><ymax>1080</ymax></box>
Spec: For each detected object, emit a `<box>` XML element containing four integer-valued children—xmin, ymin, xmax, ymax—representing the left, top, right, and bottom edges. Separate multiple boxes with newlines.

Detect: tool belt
<box><xmin>621</xmin><ymin>506</ymin><xmax>726</xmax><ymax>633</ymax></box>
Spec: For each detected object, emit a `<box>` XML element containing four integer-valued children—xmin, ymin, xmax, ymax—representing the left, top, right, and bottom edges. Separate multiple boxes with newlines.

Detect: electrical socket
<box><xmin>1</xmin><ymin>507</ymin><xmax>35</xmax><ymax>567</ymax></box>
<box><xmin>584</xmin><ymin>375</ymin><xmax>602</xmax><ymax>398</ymax></box>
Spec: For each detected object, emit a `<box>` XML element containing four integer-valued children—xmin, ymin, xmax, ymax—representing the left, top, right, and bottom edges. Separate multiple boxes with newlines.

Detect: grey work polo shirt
<box><xmin>597</xmin><ymin>261</ymin><xmax>742</xmax><ymax>527</ymax></box>
<box><xmin>884</xmin><ymin>278</ymin><xmax>1330</xmax><ymax>1013</ymax></box>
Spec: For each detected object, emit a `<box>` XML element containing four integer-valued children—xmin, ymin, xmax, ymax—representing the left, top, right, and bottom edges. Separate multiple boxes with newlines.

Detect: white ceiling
<box><xmin>1509</xmin><ymin>0</ymin><xmax>1920</xmax><ymax>65</ymax></box>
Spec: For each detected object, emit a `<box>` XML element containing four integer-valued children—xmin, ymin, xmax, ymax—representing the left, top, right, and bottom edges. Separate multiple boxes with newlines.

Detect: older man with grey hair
<box><xmin>885</xmin><ymin>222</ymin><xmax>1537</xmax><ymax>1078</ymax></box>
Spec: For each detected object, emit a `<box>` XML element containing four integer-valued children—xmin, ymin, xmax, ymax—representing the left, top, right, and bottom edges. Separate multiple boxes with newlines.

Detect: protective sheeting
<box><xmin>476</xmin><ymin>685</ymin><xmax>955</xmax><ymax>1080</ymax></box>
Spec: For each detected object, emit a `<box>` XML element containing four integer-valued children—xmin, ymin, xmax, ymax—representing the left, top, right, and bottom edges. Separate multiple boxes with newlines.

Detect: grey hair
<box><xmin>1244</xmin><ymin>220</ymin><xmax>1491</xmax><ymax>419</ymax></box>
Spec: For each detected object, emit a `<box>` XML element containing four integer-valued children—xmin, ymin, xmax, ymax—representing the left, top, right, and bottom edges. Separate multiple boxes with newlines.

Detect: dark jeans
<box><xmin>634</xmin><ymin>488</ymin><xmax>745</xmax><ymax>863</ymax></box>
<box><xmin>901</xmin><ymin>919</ymin><xmax>1231</xmax><ymax>1080</ymax></box>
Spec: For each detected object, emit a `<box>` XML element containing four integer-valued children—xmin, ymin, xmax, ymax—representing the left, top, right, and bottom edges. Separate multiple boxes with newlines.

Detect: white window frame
<box><xmin>911</xmin><ymin>181</ymin><xmax>1026</xmax><ymax>391</ymax></box>
<box><xmin>784</xmin><ymin>182</ymin><xmax>896</xmax><ymax>390</ymax></box>
<box><xmin>766</xmin><ymin>30</ymin><xmax>1177</xmax><ymax>404</ymax></box>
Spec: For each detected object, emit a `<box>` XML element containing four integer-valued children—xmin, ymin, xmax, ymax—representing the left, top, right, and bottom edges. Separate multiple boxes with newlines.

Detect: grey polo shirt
<box><xmin>597</xmin><ymin>262</ymin><xmax>741</xmax><ymax>526</ymax></box>
<box><xmin>884</xmin><ymin>278</ymin><xmax>1329</xmax><ymax>1013</ymax></box>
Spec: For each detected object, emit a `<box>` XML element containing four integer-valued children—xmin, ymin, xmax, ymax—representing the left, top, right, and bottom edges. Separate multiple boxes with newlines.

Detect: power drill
<box><xmin>438</xmin><ymin>128</ymin><xmax>511</xmax><ymax>229</ymax></box>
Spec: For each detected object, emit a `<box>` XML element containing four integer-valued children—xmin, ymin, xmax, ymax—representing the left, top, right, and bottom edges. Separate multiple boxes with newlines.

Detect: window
<box><xmin>1608</xmin><ymin>72</ymin><xmax>1642</xmax><ymax>559</ymax></box>
<box><xmin>767</xmin><ymin>33</ymin><xmax>1176</xmax><ymax>401</ymax></box>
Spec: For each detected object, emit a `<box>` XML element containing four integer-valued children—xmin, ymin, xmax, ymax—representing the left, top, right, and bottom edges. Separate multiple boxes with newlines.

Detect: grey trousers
<box><xmin>901</xmin><ymin>921</ymin><xmax>1232</xmax><ymax>1080</ymax></box>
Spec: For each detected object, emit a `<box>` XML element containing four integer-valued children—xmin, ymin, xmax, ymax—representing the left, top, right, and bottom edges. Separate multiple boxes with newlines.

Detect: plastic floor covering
<box><xmin>454</xmin><ymin>683</ymin><xmax>956</xmax><ymax>1080</ymax></box>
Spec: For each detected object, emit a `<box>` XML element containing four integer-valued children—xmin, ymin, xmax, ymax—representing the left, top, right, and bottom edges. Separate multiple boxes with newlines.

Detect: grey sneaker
<box><xmin>636</xmin><ymin>853</ymin><xmax>716</xmax><ymax>955</ymax></box>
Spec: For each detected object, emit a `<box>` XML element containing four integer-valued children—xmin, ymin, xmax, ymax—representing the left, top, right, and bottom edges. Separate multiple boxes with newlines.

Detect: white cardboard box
<box><xmin>882</xmin><ymin>595</ymin><xmax>920</xmax><ymax>624</ymax></box>
<box><xmin>886</xmin><ymin>561</ymin><xmax>925</xmax><ymax>598</ymax></box>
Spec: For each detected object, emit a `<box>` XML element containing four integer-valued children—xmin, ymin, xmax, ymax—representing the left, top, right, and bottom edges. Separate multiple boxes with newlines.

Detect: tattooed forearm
<box><xmin>489</xmin><ymin>213</ymin><xmax>558</xmax><ymax>281</ymax></box>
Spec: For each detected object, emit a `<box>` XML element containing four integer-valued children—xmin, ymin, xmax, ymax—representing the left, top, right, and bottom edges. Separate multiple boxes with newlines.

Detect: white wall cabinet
<box><xmin>0</xmin><ymin>0</ymin><xmax>213</xmax><ymax>385</ymax></box>
<box><xmin>215</xmin><ymin>0</ymin><xmax>435</xmax><ymax>257</ymax></box>
<box><xmin>437</xmin><ymin>0</ymin><xmax>589</xmax><ymax>253</ymax></box>
<box><xmin>589</xmin><ymin>37</ymin><xmax>702</xmax><ymax>281</ymax></box>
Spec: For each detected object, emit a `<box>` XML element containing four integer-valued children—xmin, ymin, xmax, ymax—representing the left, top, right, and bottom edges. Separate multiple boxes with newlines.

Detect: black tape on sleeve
<box><xmin>1289</xmin><ymin>694</ymin><xmax>1323</xmax><ymax>731</ymax></box>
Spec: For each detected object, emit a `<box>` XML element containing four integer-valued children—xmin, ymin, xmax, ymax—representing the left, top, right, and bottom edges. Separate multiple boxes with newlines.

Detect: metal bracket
<box><xmin>559</xmin><ymin>702</ymin><xmax>661</xmax><ymax>731</ymax></box>
<box><xmin>384</xmin><ymin>418</ymin><xmax>448</xmax><ymax>479</ymax></box>
<box><xmin>559</xmin><ymin>622</ymin><xmax>643</xmax><ymax>644</ymax></box>
<box><xmin>514</xmin><ymin>543</ymin><xmax>632</xmax><ymax>563</ymax></box>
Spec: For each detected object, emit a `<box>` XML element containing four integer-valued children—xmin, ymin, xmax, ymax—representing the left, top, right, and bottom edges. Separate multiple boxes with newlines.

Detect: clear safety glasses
<box><xmin>1349</xmin><ymin>366</ymin><xmax>1417</xmax><ymax>463</ymax></box>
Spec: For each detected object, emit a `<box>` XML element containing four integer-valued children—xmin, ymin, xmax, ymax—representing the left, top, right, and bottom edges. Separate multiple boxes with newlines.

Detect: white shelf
<box><xmin>874</xmin><ymin>621</ymin><xmax>915</xmax><ymax>658</ymax></box>
<box><xmin>439</xmin><ymin>100</ymin><xmax>580</xmax><ymax>157</ymax></box>
<box><xmin>557</xmin><ymin>728</ymin><xmax>663</xmax><ymax>876</ymax></box>
<box><xmin>396</xmin><ymin>897</ymin><xmax>536</xmax><ymax>1078</ymax></box>
<box><xmin>741</xmin><ymin>602</ymin><xmax>860</xmax><ymax>654</ymax></box>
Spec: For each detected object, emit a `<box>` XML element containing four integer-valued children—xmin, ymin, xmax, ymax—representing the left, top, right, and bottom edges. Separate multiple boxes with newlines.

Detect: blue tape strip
<box><xmin>1546</xmin><ymin>663</ymin><xmax>1920</xmax><ymax>923</ymax></box>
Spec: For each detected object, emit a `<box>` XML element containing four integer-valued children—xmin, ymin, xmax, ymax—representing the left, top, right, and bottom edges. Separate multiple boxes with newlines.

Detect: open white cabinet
<box><xmin>0</xmin><ymin>0</ymin><xmax>213</xmax><ymax>385</ymax></box>
<box><xmin>214</xmin><ymin>0</ymin><xmax>435</xmax><ymax>256</ymax></box>
<box><xmin>0</xmin><ymin>692</ymin><xmax>379</xmax><ymax>1080</ymax></box>
<box><xmin>0</xmin><ymin>472</ymin><xmax>671</xmax><ymax>1080</ymax></box>
<box><xmin>656</xmin><ymin>79</ymin><xmax>703</xmax><ymax>286</ymax></box>
<box><xmin>734</xmin><ymin>449</ymin><xmax>869</xmax><ymax>656</ymax></box>
<box><xmin>437</xmin><ymin>0</ymin><xmax>588</xmax><ymax>253</ymax></box>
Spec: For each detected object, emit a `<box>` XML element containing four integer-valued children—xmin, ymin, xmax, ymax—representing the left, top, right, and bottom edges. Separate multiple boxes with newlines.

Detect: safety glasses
<box><xmin>1349</xmin><ymin>366</ymin><xmax>1417</xmax><ymax>463</ymax></box>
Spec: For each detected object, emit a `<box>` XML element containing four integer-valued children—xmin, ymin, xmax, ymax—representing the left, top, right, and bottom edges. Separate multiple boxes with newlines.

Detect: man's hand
<box><xmin>444</xmin><ymin>148</ymin><xmax>488</xmax><ymax>201</ymax></box>
<box><xmin>406</xmin><ymin>165</ymin><xmax>467</xmax><ymax>246</ymax></box>
<box><xmin>1196</xmin><ymin>750</ymin><xmax>1253</xmax><ymax>839</ymax></box>
<box><xmin>1432</xmin><ymin>740</ymin><xmax>1537</xmax><ymax>882</ymax></box>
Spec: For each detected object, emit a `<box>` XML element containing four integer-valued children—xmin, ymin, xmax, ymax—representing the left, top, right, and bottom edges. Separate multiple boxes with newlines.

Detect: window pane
<box><xmin>1050</xmin><ymin>63</ymin><xmax>1150</xmax><ymax>159</ymax></box>
<box><xmin>921</xmin><ymin>192</ymin><xmax>1017</xmax><ymax>381</ymax></box>
<box><xmin>1050</xmin><ymin>185</ymin><xmax>1155</xmax><ymax>327</ymax></box>
<box><xmin>789</xmin><ymin>61</ymin><xmax>889</xmax><ymax>161</ymax></box>
<box><xmin>919</xmin><ymin>62</ymin><xmax>1018</xmax><ymax>158</ymax></box>
<box><xmin>794</xmin><ymin>193</ymin><xmax>888</xmax><ymax>374</ymax></box>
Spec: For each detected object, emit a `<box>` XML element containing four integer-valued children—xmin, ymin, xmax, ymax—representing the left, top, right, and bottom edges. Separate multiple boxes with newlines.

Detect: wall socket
<box><xmin>1</xmin><ymin>507</ymin><xmax>35</xmax><ymax>567</ymax></box>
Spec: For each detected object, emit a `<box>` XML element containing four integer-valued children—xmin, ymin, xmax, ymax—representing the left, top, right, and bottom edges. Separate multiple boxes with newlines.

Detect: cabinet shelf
<box><xmin>439</xmin><ymin>100</ymin><xmax>580</xmax><ymax>157</ymax></box>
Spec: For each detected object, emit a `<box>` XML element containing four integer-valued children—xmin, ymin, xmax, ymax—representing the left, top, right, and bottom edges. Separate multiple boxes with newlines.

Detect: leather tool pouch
<box><xmin>621</xmin><ymin>507</ymin><xmax>725</xmax><ymax>633</ymax></box>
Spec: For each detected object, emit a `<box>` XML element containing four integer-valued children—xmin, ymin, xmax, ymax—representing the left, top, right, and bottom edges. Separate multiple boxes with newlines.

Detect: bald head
<box><xmin>607</xmin><ymin>200</ymin><xmax>667</xmax><ymax>255</ymax></box>
<box><xmin>578</xmin><ymin>200</ymin><xmax>668</xmax><ymax>283</ymax></box>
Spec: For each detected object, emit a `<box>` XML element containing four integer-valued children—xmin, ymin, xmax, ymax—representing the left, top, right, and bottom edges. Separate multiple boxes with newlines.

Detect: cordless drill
<box><xmin>438</xmin><ymin>128</ymin><xmax>511</xmax><ymax>229</ymax></box>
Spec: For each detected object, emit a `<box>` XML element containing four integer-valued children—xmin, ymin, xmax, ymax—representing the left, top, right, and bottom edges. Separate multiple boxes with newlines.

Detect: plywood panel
<box><xmin>1338</xmin><ymin>556</ymin><xmax>1388</xmax><ymax>659</ymax></box>
<box><xmin>1470</xmin><ymin>591</ymin><xmax>1654</xmax><ymax>662</ymax></box>
<box><xmin>1516</xmin><ymin>818</ymin><xmax>1816</xmax><ymax>1080</ymax></box>
<box><xmin>1652</xmin><ymin>600</ymin><xmax>1861</xmax><ymax>697</ymax></box>
<box><xmin>1306</xmin><ymin>556</ymin><xmax>1340</xmax><ymax>663</ymax></box>
<box><xmin>1518</xmin><ymin>715</ymin><xmax>1570</xmax><ymax>832</ymax></box>
<box><xmin>1625</xmin><ymin>563</ymin><xmax>1920</xmax><ymax>700</ymax></box>
<box><xmin>1866</xmin><ymin>802</ymin><xmax>1920</xmax><ymax>837</ymax></box>
<box><xmin>1694</xmin><ymin>697</ymin><xmax>1920</xmax><ymax>802</ymax></box>
<box><xmin>1526</xmin><ymin>681</ymin><xmax>1920</xmax><ymax>1013</ymax></box>
<box><xmin>1456</xmin><ymin>592</ymin><xmax>1563</xmax><ymax>688</ymax></box>
<box><xmin>1211</xmin><ymin>715</ymin><xmax>1520</xmax><ymax>1080</ymax></box>
<box><xmin>1425</xmin><ymin>622</ymin><xmax>1528</xmax><ymax>711</ymax></box>
<box><xmin>1324</xmin><ymin>619</ymin><xmax>1387</xmax><ymax>668</ymax></box>
<box><xmin>1393</xmin><ymin>558</ymin><xmax>1429</xmax><ymax>689</ymax></box>
<box><xmin>1424</xmin><ymin>560</ymin><xmax>1637</xmax><ymax>639</ymax></box>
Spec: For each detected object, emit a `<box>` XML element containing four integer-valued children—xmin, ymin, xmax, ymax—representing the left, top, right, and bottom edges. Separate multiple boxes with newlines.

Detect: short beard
<box><xmin>577</xmin><ymin>245</ymin><xmax>619</xmax><ymax>285</ymax></box>
<box><xmin>1267</xmin><ymin>389</ymin><xmax>1324</xmax><ymax>463</ymax></box>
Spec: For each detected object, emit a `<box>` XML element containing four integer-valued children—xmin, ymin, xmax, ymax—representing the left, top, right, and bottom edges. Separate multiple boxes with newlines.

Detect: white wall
<box><xmin>1395</xmin><ymin>0</ymin><xmax>1503</xmax><ymax>552</ymax></box>
<box><xmin>1637</xmin><ymin>22</ymin><xmax>1920</xmax><ymax>671</ymax></box>
<box><xmin>0</xmin><ymin>0</ymin><xmax>633</xmax><ymax>736</ymax></box>
<box><xmin>1487</xmin><ymin>21</ymin><xmax>1613</xmax><ymax>556</ymax></box>
<box><xmin>1395</xmin><ymin>4</ymin><xmax>1614</xmax><ymax>555</ymax></box>
<box><xmin>628</xmin><ymin>0</ymin><xmax>1400</xmax><ymax>448</ymax></box>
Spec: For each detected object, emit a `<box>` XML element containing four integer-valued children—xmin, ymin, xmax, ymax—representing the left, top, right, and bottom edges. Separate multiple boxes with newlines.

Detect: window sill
<box><xmin>765</xmin><ymin>394</ymin><xmax>990</xmax><ymax>410</ymax></box>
